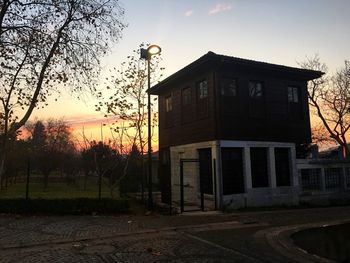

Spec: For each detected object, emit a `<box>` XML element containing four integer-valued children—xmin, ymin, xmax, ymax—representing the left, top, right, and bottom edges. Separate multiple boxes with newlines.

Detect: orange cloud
<box><xmin>65</xmin><ymin>114</ymin><xmax>118</xmax><ymax>128</ymax></box>
<box><xmin>66</xmin><ymin>114</ymin><xmax>118</xmax><ymax>143</ymax></box>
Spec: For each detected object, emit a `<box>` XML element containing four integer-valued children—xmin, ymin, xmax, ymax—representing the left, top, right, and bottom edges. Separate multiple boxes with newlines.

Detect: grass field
<box><xmin>0</xmin><ymin>177</ymin><xmax>115</xmax><ymax>199</ymax></box>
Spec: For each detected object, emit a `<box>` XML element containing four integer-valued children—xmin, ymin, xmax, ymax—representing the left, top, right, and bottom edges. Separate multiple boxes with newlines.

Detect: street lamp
<box><xmin>140</xmin><ymin>44</ymin><xmax>161</xmax><ymax>211</ymax></box>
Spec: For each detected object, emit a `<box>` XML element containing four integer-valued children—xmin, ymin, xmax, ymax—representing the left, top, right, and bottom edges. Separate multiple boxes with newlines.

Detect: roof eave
<box><xmin>150</xmin><ymin>52</ymin><xmax>325</xmax><ymax>94</ymax></box>
<box><xmin>150</xmin><ymin>52</ymin><xmax>218</xmax><ymax>95</ymax></box>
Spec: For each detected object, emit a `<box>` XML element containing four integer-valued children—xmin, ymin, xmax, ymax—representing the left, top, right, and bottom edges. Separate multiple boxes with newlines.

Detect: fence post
<box><xmin>341</xmin><ymin>166</ymin><xmax>347</xmax><ymax>190</ymax></box>
<box><xmin>25</xmin><ymin>157</ymin><xmax>30</xmax><ymax>200</ymax></box>
<box><xmin>141</xmin><ymin>159</ymin><xmax>145</xmax><ymax>202</ymax></box>
<box><xmin>320</xmin><ymin>168</ymin><xmax>326</xmax><ymax>191</ymax></box>
<box><xmin>180</xmin><ymin>159</ymin><xmax>184</xmax><ymax>213</ymax></box>
<box><xmin>98</xmin><ymin>172</ymin><xmax>102</xmax><ymax>201</ymax></box>
<box><xmin>200</xmin><ymin>171</ymin><xmax>204</xmax><ymax>212</ymax></box>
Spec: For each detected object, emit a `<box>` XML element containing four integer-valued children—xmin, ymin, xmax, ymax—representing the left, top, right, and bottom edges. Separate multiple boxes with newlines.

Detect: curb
<box><xmin>255</xmin><ymin>219</ymin><xmax>350</xmax><ymax>263</ymax></box>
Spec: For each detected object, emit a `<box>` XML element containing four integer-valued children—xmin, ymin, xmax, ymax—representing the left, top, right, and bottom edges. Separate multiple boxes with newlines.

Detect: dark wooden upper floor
<box><xmin>150</xmin><ymin>52</ymin><xmax>323</xmax><ymax>148</ymax></box>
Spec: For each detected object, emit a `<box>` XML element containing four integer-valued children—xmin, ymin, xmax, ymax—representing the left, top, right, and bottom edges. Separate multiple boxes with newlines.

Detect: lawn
<box><xmin>0</xmin><ymin>177</ymin><xmax>115</xmax><ymax>199</ymax></box>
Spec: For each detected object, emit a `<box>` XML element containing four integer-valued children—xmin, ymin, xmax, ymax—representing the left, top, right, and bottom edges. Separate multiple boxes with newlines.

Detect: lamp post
<box><xmin>140</xmin><ymin>44</ymin><xmax>161</xmax><ymax>211</ymax></box>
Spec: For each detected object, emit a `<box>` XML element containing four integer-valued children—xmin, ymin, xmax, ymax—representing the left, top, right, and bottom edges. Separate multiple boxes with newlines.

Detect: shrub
<box><xmin>0</xmin><ymin>198</ymin><xmax>129</xmax><ymax>215</ymax></box>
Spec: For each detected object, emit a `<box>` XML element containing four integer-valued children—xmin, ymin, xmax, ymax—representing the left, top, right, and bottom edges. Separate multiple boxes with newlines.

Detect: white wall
<box><xmin>170</xmin><ymin>141</ymin><xmax>219</xmax><ymax>209</ymax></box>
<box><xmin>170</xmin><ymin>140</ymin><xmax>300</xmax><ymax>210</ymax></box>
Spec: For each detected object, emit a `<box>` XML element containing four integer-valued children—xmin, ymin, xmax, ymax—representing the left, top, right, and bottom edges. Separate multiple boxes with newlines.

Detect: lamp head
<box><xmin>147</xmin><ymin>45</ymin><xmax>161</xmax><ymax>56</ymax></box>
<box><xmin>140</xmin><ymin>45</ymin><xmax>162</xmax><ymax>60</ymax></box>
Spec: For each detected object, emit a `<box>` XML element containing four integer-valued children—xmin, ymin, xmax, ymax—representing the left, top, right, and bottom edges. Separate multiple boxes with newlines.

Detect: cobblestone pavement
<box><xmin>1</xmin><ymin>206</ymin><xmax>350</xmax><ymax>262</ymax></box>
<box><xmin>0</xmin><ymin>230</ymin><xmax>261</xmax><ymax>263</ymax></box>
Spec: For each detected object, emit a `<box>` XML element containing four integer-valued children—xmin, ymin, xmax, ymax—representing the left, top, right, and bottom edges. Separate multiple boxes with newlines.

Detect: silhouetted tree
<box><xmin>300</xmin><ymin>56</ymin><xmax>350</xmax><ymax>157</ymax></box>
<box><xmin>81</xmin><ymin>141</ymin><xmax>123</xmax><ymax>197</ymax></box>
<box><xmin>31</xmin><ymin>121</ymin><xmax>47</xmax><ymax>151</ymax></box>
<box><xmin>0</xmin><ymin>0</ymin><xmax>126</xmax><ymax>188</ymax></box>
<box><xmin>120</xmin><ymin>144</ymin><xmax>142</xmax><ymax>196</ymax></box>
<box><xmin>60</xmin><ymin>150</ymin><xmax>81</xmax><ymax>186</ymax></box>
<box><xmin>3</xmin><ymin>133</ymin><xmax>28</xmax><ymax>187</ymax></box>
<box><xmin>27</xmin><ymin>119</ymin><xmax>76</xmax><ymax>188</ymax></box>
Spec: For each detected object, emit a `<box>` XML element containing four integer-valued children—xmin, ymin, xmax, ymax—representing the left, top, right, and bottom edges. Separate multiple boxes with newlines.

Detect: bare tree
<box><xmin>311</xmin><ymin>124</ymin><xmax>332</xmax><ymax>145</ymax></box>
<box><xmin>96</xmin><ymin>44</ymin><xmax>163</xmax><ymax>152</ymax></box>
<box><xmin>95</xmin><ymin>43</ymin><xmax>164</xmax><ymax>198</ymax></box>
<box><xmin>80</xmin><ymin>137</ymin><xmax>138</xmax><ymax>198</ymax></box>
<box><xmin>0</xmin><ymin>0</ymin><xmax>126</xmax><ymax>187</ymax></box>
<box><xmin>300</xmin><ymin>56</ymin><xmax>350</xmax><ymax>157</ymax></box>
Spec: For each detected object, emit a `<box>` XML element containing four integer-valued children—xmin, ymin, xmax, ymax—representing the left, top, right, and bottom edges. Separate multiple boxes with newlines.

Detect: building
<box><xmin>150</xmin><ymin>51</ymin><xmax>323</xmax><ymax>211</ymax></box>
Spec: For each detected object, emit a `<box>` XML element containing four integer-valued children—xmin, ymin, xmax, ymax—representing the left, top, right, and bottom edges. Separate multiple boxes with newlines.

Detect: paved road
<box><xmin>1</xmin><ymin>206</ymin><xmax>350</xmax><ymax>262</ymax></box>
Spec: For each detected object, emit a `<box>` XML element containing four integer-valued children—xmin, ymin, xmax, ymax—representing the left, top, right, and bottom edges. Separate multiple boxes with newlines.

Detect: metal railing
<box><xmin>297</xmin><ymin>159</ymin><xmax>350</xmax><ymax>193</ymax></box>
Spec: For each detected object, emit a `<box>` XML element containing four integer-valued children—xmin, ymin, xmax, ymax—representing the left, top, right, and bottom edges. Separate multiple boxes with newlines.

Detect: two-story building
<box><xmin>150</xmin><ymin>51</ymin><xmax>323</xmax><ymax>211</ymax></box>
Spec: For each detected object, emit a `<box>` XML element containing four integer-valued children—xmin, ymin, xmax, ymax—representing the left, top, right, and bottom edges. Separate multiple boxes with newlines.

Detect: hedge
<box><xmin>0</xmin><ymin>198</ymin><xmax>129</xmax><ymax>215</ymax></box>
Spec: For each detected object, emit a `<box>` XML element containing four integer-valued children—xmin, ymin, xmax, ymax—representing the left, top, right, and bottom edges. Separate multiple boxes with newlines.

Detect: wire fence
<box><xmin>0</xmin><ymin>156</ymin><xmax>159</xmax><ymax>201</ymax></box>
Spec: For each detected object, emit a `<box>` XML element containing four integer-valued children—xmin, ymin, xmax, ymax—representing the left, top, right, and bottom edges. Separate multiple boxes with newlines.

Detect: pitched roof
<box><xmin>150</xmin><ymin>51</ymin><xmax>324</xmax><ymax>94</ymax></box>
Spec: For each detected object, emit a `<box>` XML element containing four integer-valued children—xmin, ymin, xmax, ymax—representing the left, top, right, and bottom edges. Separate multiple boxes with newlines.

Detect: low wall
<box><xmin>223</xmin><ymin>186</ymin><xmax>299</xmax><ymax>208</ymax></box>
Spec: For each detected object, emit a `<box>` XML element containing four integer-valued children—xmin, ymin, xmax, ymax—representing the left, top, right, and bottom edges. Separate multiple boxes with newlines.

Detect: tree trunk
<box><xmin>0</xmin><ymin>152</ymin><xmax>6</xmax><ymax>190</ymax></box>
<box><xmin>0</xmin><ymin>158</ymin><xmax>4</xmax><ymax>190</ymax></box>
<box><xmin>342</xmin><ymin>144</ymin><xmax>350</xmax><ymax>159</ymax></box>
<box><xmin>141</xmin><ymin>157</ymin><xmax>145</xmax><ymax>201</ymax></box>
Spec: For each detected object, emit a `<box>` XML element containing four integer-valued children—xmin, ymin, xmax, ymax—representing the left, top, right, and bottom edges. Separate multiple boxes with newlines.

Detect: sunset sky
<box><xmin>29</xmin><ymin>0</ymin><xmax>350</xmax><ymax>147</ymax></box>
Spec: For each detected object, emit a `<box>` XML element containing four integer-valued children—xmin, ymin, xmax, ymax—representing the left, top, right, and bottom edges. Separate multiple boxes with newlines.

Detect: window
<box><xmin>288</xmin><ymin>86</ymin><xmax>299</xmax><ymax>103</ymax></box>
<box><xmin>275</xmin><ymin>148</ymin><xmax>291</xmax><ymax>186</ymax></box>
<box><xmin>164</xmin><ymin>95</ymin><xmax>173</xmax><ymax>128</ymax></box>
<box><xmin>249</xmin><ymin>81</ymin><xmax>265</xmax><ymax>118</ymax></box>
<box><xmin>287</xmin><ymin>86</ymin><xmax>302</xmax><ymax>120</ymax></box>
<box><xmin>182</xmin><ymin>87</ymin><xmax>191</xmax><ymax>106</ymax></box>
<box><xmin>221</xmin><ymin>148</ymin><xmax>245</xmax><ymax>194</ymax></box>
<box><xmin>198</xmin><ymin>80</ymin><xmax>208</xmax><ymax>99</ymax></box>
<box><xmin>249</xmin><ymin>81</ymin><xmax>263</xmax><ymax>98</ymax></box>
<box><xmin>221</xmin><ymin>78</ymin><xmax>239</xmax><ymax>115</ymax></box>
<box><xmin>250</xmin><ymin>148</ymin><xmax>269</xmax><ymax>188</ymax></box>
<box><xmin>165</xmin><ymin>95</ymin><xmax>172</xmax><ymax>112</ymax></box>
<box><xmin>197</xmin><ymin>79</ymin><xmax>209</xmax><ymax>118</ymax></box>
<box><xmin>221</xmin><ymin>78</ymin><xmax>237</xmax><ymax>96</ymax></box>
